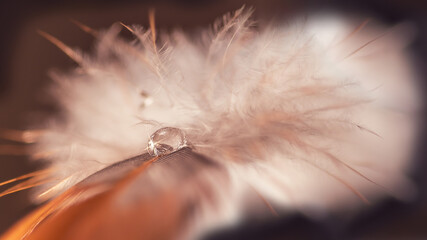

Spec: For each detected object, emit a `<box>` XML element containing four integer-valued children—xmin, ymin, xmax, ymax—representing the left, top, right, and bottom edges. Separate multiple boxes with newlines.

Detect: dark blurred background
<box><xmin>0</xmin><ymin>0</ymin><xmax>426</xmax><ymax>239</ymax></box>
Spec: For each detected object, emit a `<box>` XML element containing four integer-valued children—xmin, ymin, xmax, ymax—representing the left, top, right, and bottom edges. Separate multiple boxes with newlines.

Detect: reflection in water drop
<box><xmin>148</xmin><ymin>127</ymin><xmax>187</xmax><ymax>156</ymax></box>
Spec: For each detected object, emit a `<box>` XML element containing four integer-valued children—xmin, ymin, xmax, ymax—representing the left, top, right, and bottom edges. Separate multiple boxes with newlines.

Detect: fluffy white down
<box><xmin>32</xmin><ymin>7</ymin><xmax>419</xmax><ymax>226</ymax></box>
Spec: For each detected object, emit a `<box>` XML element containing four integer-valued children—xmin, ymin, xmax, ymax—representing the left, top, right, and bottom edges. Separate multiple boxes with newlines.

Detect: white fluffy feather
<box><xmin>15</xmin><ymin>7</ymin><xmax>419</xmax><ymax>239</ymax></box>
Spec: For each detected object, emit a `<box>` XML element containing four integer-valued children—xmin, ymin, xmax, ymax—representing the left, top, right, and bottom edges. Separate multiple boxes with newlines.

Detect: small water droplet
<box><xmin>139</xmin><ymin>91</ymin><xmax>153</xmax><ymax>108</ymax></box>
<box><xmin>147</xmin><ymin>127</ymin><xmax>187</xmax><ymax>156</ymax></box>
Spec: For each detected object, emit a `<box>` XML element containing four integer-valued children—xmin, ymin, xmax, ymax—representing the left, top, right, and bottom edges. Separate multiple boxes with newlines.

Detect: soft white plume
<box><xmin>17</xmin><ymin>7</ymin><xmax>420</xmax><ymax>239</ymax></box>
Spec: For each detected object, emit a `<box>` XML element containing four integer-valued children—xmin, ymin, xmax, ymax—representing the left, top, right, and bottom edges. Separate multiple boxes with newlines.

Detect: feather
<box><xmin>0</xmin><ymin>7</ymin><xmax>420</xmax><ymax>240</ymax></box>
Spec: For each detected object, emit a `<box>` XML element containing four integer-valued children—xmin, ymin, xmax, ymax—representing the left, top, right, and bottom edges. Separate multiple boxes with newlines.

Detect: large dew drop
<box><xmin>147</xmin><ymin>127</ymin><xmax>187</xmax><ymax>156</ymax></box>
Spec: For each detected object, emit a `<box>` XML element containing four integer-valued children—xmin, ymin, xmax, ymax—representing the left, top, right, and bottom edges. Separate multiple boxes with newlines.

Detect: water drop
<box><xmin>147</xmin><ymin>127</ymin><xmax>187</xmax><ymax>156</ymax></box>
<box><xmin>139</xmin><ymin>91</ymin><xmax>153</xmax><ymax>108</ymax></box>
